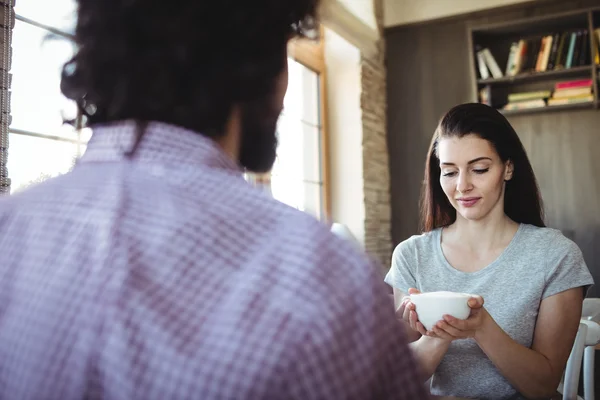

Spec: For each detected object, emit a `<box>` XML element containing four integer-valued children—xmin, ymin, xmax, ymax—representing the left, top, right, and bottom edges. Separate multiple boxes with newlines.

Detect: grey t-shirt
<box><xmin>384</xmin><ymin>223</ymin><xmax>594</xmax><ymax>400</ymax></box>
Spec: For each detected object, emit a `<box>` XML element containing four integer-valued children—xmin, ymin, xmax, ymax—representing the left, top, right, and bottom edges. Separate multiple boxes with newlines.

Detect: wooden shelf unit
<box><xmin>468</xmin><ymin>7</ymin><xmax>600</xmax><ymax>116</ymax></box>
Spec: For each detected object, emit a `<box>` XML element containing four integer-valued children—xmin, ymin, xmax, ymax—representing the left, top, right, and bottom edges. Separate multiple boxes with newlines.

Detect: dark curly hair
<box><xmin>421</xmin><ymin>103</ymin><xmax>545</xmax><ymax>231</ymax></box>
<box><xmin>61</xmin><ymin>0</ymin><xmax>319</xmax><ymax>140</ymax></box>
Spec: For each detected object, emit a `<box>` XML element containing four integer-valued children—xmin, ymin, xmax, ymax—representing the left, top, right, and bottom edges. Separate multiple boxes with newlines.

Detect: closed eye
<box><xmin>473</xmin><ymin>168</ymin><xmax>489</xmax><ymax>174</ymax></box>
<box><xmin>442</xmin><ymin>171</ymin><xmax>457</xmax><ymax>177</ymax></box>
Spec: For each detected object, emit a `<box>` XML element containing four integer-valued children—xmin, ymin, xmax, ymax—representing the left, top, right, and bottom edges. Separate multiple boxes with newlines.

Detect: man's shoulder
<box><xmin>268</xmin><ymin>204</ymin><xmax>373</xmax><ymax>270</ymax></box>
<box><xmin>249</xmin><ymin>201</ymin><xmax>383</xmax><ymax>304</ymax></box>
<box><xmin>0</xmin><ymin>167</ymin><xmax>115</xmax><ymax>215</ymax></box>
<box><xmin>223</xmin><ymin>183</ymin><xmax>351</xmax><ymax>254</ymax></box>
<box><xmin>0</xmin><ymin>168</ymin><xmax>125</xmax><ymax>255</ymax></box>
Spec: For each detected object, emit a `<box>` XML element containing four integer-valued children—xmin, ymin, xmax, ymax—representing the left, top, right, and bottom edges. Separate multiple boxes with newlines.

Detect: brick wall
<box><xmin>360</xmin><ymin>0</ymin><xmax>392</xmax><ymax>270</ymax></box>
<box><xmin>0</xmin><ymin>0</ymin><xmax>13</xmax><ymax>195</ymax></box>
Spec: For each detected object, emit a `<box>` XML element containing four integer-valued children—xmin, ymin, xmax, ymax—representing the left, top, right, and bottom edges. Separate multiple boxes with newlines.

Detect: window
<box><xmin>8</xmin><ymin>0</ymin><xmax>83</xmax><ymax>193</ymax></box>
<box><xmin>9</xmin><ymin>4</ymin><xmax>329</xmax><ymax>209</ymax></box>
<box><xmin>270</xmin><ymin>58</ymin><xmax>325</xmax><ymax>219</ymax></box>
<box><xmin>248</xmin><ymin>34</ymin><xmax>329</xmax><ymax>220</ymax></box>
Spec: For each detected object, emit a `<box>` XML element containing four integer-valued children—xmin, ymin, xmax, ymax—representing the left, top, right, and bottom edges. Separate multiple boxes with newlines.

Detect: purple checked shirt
<box><xmin>0</xmin><ymin>121</ymin><xmax>428</xmax><ymax>399</ymax></box>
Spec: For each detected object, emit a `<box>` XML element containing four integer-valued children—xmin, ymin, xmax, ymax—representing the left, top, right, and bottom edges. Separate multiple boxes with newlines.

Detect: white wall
<box><xmin>324</xmin><ymin>28</ymin><xmax>366</xmax><ymax>246</ymax></box>
<box><xmin>338</xmin><ymin>0</ymin><xmax>377</xmax><ymax>30</ymax></box>
<box><xmin>384</xmin><ymin>0</ymin><xmax>538</xmax><ymax>27</ymax></box>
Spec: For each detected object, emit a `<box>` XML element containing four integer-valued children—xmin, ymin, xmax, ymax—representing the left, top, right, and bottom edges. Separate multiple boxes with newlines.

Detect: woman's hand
<box><xmin>427</xmin><ymin>295</ymin><xmax>491</xmax><ymax>340</ymax></box>
<box><xmin>396</xmin><ymin>288</ymin><xmax>428</xmax><ymax>337</ymax></box>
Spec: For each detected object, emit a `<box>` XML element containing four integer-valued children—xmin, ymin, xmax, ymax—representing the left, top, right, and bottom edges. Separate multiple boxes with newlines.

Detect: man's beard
<box><xmin>237</xmin><ymin>100</ymin><xmax>281</xmax><ymax>173</ymax></box>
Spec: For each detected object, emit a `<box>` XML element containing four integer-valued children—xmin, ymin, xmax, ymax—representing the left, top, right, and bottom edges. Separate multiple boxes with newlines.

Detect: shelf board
<box><xmin>470</xmin><ymin>8</ymin><xmax>593</xmax><ymax>35</ymax></box>
<box><xmin>499</xmin><ymin>101</ymin><xmax>595</xmax><ymax>116</ymax></box>
<box><xmin>478</xmin><ymin>65</ymin><xmax>592</xmax><ymax>85</ymax></box>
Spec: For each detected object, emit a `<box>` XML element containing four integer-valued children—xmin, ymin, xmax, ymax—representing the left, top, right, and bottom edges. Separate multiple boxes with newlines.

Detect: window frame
<box><xmin>8</xmin><ymin>12</ymin><xmax>330</xmax><ymax>210</ymax></box>
<box><xmin>11</xmin><ymin>13</ymin><xmax>82</xmax><ymax>140</ymax></box>
<box><xmin>283</xmin><ymin>30</ymin><xmax>331</xmax><ymax>219</ymax></box>
<box><xmin>8</xmin><ymin>12</ymin><xmax>85</xmax><ymax>193</ymax></box>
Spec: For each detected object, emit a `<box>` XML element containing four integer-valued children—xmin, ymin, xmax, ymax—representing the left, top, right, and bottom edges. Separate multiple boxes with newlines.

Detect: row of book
<box><xmin>501</xmin><ymin>79</ymin><xmax>594</xmax><ymax>111</ymax></box>
<box><xmin>476</xmin><ymin>28</ymin><xmax>600</xmax><ymax>79</ymax></box>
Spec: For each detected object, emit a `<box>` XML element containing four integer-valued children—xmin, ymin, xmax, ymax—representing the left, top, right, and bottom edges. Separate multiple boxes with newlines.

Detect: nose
<box><xmin>456</xmin><ymin>172</ymin><xmax>473</xmax><ymax>194</ymax></box>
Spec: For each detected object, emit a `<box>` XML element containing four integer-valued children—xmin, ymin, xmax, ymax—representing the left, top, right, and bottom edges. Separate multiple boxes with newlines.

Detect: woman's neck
<box><xmin>446</xmin><ymin>213</ymin><xmax>519</xmax><ymax>254</ymax></box>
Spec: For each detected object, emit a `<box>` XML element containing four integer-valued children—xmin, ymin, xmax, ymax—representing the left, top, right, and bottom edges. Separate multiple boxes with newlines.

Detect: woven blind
<box><xmin>0</xmin><ymin>0</ymin><xmax>14</xmax><ymax>194</ymax></box>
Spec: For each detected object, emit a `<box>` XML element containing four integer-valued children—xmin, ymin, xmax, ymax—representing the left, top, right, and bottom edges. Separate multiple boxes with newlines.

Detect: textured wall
<box><xmin>361</xmin><ymin>0</ymin><xmax>392</xmax><ymax>270</ymax></box>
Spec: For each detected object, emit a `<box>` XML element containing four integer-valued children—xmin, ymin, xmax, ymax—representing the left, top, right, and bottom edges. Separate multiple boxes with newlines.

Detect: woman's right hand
<box><xmin>396</xmin><ymin>288</ymin><xmax>428</xmax><ymax>337</ymax></box>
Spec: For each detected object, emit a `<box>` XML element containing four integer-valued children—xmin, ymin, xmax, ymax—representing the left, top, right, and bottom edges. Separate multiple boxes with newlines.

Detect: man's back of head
<box><xmin>0</xmin><ymin>1</ymin><xmax>429</xmax><ymax>399</ymax></box>
<box><xmin>61</xmin><ymin>0</ymin><xmax>320</xmax><ymax>173</ymax></box>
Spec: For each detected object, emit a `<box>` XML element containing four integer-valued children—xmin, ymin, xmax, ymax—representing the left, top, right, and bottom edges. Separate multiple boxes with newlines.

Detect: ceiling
<box><xmin>384</xmin><ymin>0</ymin><xmax>539</xmax><ymax>27</ymax></box>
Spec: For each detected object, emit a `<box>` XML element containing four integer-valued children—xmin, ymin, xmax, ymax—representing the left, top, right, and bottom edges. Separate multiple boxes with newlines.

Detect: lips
<box><xmin>457</xmin><ymin>197</ymin><xmax>481</xmax><ymax>207</ymax></box>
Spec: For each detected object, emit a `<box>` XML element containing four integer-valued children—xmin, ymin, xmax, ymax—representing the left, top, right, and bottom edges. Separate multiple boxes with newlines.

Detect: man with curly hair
<box><xmin>0</xmin><ymin>1</ymin><xmax>428</xmax><ymax>399</ymax></box>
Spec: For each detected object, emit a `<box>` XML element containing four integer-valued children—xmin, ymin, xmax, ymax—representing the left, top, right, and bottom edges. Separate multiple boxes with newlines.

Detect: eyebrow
<box><xmin>440</xmin><ymin>157</ymin><xmax>492</xmax><ymax>166</ymax></box>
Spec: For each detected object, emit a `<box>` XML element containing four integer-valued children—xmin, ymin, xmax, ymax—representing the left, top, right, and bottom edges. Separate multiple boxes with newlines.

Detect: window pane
<box><xmin>273</xmin><ymin>115</ymin><xmax>321</xmax><ymax>183</ymax></box>
<box><xmin>270</xmin><ymin>177</ymin><xmax>323</xmax><ymax>219</ymax></box>
<box><xmin>8</xmin><ymin>134</ymin><xmax>80</xmax><ymax>193</ymax></box>
<box><xmin>284</xmin><ymin>59</ymin><xmax>320</xmax><ymax>126</ymax></box>
<box><xmin>15</xmin><ymin>0</ymin><xmax>77</xmax><ymax>34</ymax></box>
<box><xmin>11</xmin><ymin>20</ymin><xmax>78</xmax><ymax>139</ymax></box>
<box><xmin>269</xmin><ymin>58</ymin><xmax>324</xmax><ymax>219</ymax></box>
<box><xmin>302</xmin><ymin>182</ymin><xmax>323</xmax><ymax>218</ymax></box>
<box><xmin>79</xmin><ymin>127</ymin><xmax>92</xmax><ymax>143</ymax></box>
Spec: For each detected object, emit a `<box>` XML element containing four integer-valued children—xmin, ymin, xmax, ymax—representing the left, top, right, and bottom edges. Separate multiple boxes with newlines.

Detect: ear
<box><xmin>504</xmin><ymin>160</ymin><xmax>514</xmax><ymax>182</ymax></box>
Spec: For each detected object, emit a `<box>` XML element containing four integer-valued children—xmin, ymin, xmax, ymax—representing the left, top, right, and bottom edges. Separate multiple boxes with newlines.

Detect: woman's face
<box><xmin>437</xmin><ymin>134</ymin><xmax>513</xmax><ymax>223</ymax></box>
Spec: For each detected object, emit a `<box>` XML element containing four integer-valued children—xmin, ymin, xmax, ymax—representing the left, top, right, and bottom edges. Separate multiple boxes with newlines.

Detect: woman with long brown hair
<box><xmin>385</xmin><ymin>103</ymin><xmax>593</xmax><ymax>399</ymax></box>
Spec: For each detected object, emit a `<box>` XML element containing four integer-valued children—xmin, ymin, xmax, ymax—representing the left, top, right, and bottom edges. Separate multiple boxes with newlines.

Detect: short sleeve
<box><xmin>384</xmin><ymin>239</ymin><xmax>417</xmax><ymax>293</ymax></box>
<box><xmin>542</xmin><ymin>238</ymin><xmax>594</xmax><ymax>300</ymax></box>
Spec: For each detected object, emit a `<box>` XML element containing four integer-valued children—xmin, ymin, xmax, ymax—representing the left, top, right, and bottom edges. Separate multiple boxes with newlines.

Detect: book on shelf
<box><xmin>479</xmin><ymin>85</ymin><xmax>506</xmax><ymax>108</ymax></box>
<box><xmin>507</xmin><ymin>90</ymin><xmax>552</xmax><ymax>103</ymax></box>
<box><xmin>476</xmin><ymin>46</ymin><xmax>503</xmax><ymax>79</ymax></box>
<box><xmin>594</xmin><ymin>28</ymin><xmax>600</xmax><ymax>65</ymax></box>
<box><xmin>547</xmin><ymin>78</ymin><xmax>594</xmax><ymax>106</ymax></box>
<box><xmin>555</xmin><ymin>78</ymin><xmax>593</xmax><ymax>90</ymax></box>
<box><xmin>548</xmin><ymin>95</ymin><xmax>594</xmax><ymax>106</ymax></box>
<box><xmin>503</xmin><ymin>98</ymin><xmax>546</xmax><ymax>111</ymax></box>
<box><xmin>482</xmin><ymin>48</ymin><xmax>503</xmax><ymax>78</ymax></box>
<box><xmin>552</xmin><ymin>86</ymin><xmax>592</xmax><ymax>99</ymax></box>
<box><xmin>505</xmin><ymin>42</ymin><xmax>519</xmax><ymax>76</ymax></box>
<box><xmin>498</xmin><ymin>77</ymin><xmax>594</xmax><ymax>111</ymax></box>
<box><xmin>477</xmin><ymin>50</ymin><xmax>490</xmax><ymax>79</ymax></box>
<box><xmin>502</xmin><ymin>90</ymin><xmax>551</xmax><ymax>111</ymax></box>
<box><xmin>479</xmin><ymin>85</ymin><xmax>491</xmax><ymax>105</ymax></box>
<box><xmin>483</xmin><ymin>28</ymin><xmax>593</xmax><ymax>79</ymax></box>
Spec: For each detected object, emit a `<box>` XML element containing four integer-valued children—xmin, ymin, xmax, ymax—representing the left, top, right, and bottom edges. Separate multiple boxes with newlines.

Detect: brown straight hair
<box><xmin>420</xmin><ymin>103</ymin><xmax>545</xmax><ymax>232</ymax></box>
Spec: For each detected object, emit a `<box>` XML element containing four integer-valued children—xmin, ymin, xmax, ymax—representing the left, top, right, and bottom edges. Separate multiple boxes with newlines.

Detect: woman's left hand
<box><xmin>427</xmin><ymin>295</ymin><xmax>490</xmax><ymax>340</ymax></box>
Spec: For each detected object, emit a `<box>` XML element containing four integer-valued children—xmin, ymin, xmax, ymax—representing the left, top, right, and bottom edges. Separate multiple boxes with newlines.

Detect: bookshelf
<box><xmin>477</xmin><ymin>65</ymin><xmax>590</xmax><ymax>85</ymax></box>
<box><xmin>468</xmin><ymin>7</ymin><xmax>600</xmax><ymax>116</ymax></box>
<box><xmin>500</xmin><ymin>101</ymin><xmax>595</xmax><ymax>116</ymax></box>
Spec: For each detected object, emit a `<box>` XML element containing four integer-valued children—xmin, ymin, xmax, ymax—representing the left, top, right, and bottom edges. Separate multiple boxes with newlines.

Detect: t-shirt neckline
<box><xmin>435</xmin><ymin>223</ymin><xmax>525</xmax><ymax>276</ymax></box>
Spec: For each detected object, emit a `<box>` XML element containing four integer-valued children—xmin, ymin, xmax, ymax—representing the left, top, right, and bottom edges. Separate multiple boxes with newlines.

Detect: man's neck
<box><xmin>214</xmin><ymin>107</ymin><xmax>241</xmax><ymax>163</ymax></box>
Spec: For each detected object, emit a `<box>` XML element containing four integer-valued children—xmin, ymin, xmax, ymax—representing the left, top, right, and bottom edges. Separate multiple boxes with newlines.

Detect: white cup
<box><xmin>409</xmin><ymin>291</ymin><xmax>472</xmax><ymax>331</ymax></box>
